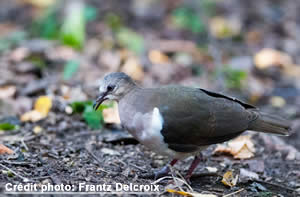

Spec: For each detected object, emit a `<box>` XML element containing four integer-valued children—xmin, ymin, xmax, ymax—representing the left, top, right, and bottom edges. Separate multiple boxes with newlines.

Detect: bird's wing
<box><xmin>151</xmin><ymin>87</ymin><xmax>255</xmax><ymax>152</ymax></box>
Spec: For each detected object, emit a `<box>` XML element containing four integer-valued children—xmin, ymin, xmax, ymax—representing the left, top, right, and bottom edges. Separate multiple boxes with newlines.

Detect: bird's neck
<box><xmin>117</xmin><ymin>82</ymin><xmax>141</xmax><ymax>102</ymax></box>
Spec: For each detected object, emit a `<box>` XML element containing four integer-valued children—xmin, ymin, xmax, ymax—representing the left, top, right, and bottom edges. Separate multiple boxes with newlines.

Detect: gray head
<box><xmin>93</xmin><ymin>72</ymin><xmax>136</xmax><ymax>110</ymax></box>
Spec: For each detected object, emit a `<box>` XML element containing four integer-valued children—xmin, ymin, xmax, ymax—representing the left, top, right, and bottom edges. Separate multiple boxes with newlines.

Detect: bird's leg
<box><xmin>184</xmin><ymin>154</ymin><xmax>203</xmax><ymax>181</ymax></box>
<box><xmin>154</xmin><ymin>159</ymin><xmax>178</xmax><ymax>179</ymax></box>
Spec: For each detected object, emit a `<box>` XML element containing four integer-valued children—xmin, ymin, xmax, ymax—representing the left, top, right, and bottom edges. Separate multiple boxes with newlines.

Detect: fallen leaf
<box><xmin>0</xmin><ymin>123</ymin><xmax>16</xmax><ymax>131</ymax></box>
<box><xmin>0</xmin><ymin>86</ymin><xmax>16</xmax><ymax>99</ymax></box>
<box><xmin>239</xmin><ymin>168</ymin><xmax>259</xmax><ymax>183</ymax></box>
<box><xmin>60</xmin><ymin>0</ymin><xmax>85</xmax><ymax>49</ymax></box>
<box><xmin>121</xmin><ymin>56</ymin><xmax>144</xmax><ymax>81</ymax></box>
<box><xmin>20</xmin><ymin>96</ymin><xmax>52</xmax><ymax>122</ymax></box>
<box><xmin>48</xmin><ymin>46</ymin><xmax>77</xmax><ymax>61</ymax></box>
<box><xmin>0</xmin><ymin>144</ymin><xmax>14</xmax><ymax>155</ymax></box>
<box><xmin>83</xmin><ymin>105</ymin><xmax>103</xmax><ymax>129</ymax></box>
<box><xmin>254</xmin><ymin>48</ymin><xmax>293</xmax><ymax>69</ymax></box>
<box><xmin>102</xmin><ymin>103</ymin><xmax>121</xmax><ymax>124</ymax></box>
<box><xmin>116</xmin><ymin>28</ymin><xmax>145</xmax><ymax>54</ymax></box>
<box><xmin>63</xmin><ymin>60</ymin><xmax>80</xmax><ymax>80</ymax></box>
<box><xmin>23</xmin><ymin>0</ymin><xmax>56</xmax><ymax>8</ymax></box>
<box><xmin>33</xmin><ymin>126</ymin><xmax>43</xmax><ymax>134</ymax></box>
<box><xmin>34</xmin><ymin>96</ymin><xmax>52</xmax><ymax>116</ymax></box>
<box><xmin>270</xmin><ymin>96</ymin><xmax>286</xmax><ymax>108</ymax></box>
<box><xmin>222</xmin><ymin>171</ymin><xmax>238</xmax><ymax>187</ymax></box>
<box><xmin>214</xmin><ymin>135</ymin><xmax>255</xmax><ymax>159</ymax></box>
<box><xmin>209</xmin><ymin>16</ymin><xmax>241</xmax><ymax>39</ymax></box>
<box><xmin>9</xmin><ymin>47</ymin><xmax>30</xmax><ymax>62</ymax></box>
<box><xmin>166</xmin><ymin>189</ymin><xmax>192</xmax><ymax>197</ymax></box>
<box><xmin>246</xmin><ymin>30</ymin><xmax>262</xmax><ymax>45</ymax></box>
<box><xmin>61</xmin><ymin>85</ymin><xmax>87</xmax><ymax>102</ymax></box>
<box><xmin>20</xmin><ymin>110</ymin><xmax>44</xmax><ymax>122</ymax></box>
<box><xmin>148</xmin><ymin>50</ymin><xmax>169</xmax><ymax>64</ymax></box>
<box><xmin>283</xmin><ymin>64</ymin><xmax>300</xmax><ymax>77</ymax></box>
<box><xmin>205</xmin><ymin>167</ymin><xmax>218</xmax><ymax>173</ymax></box>
<box><xmin>166</xmin><ymin>189</ymin><xmax>217</xmax><ymax>197</ymax></box>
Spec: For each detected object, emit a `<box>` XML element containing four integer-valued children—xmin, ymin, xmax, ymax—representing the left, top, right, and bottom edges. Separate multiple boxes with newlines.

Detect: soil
<box><xmin>0</xmin><ymin>0</ymin><xmax>300</xmax><ymax>196</ymax></box>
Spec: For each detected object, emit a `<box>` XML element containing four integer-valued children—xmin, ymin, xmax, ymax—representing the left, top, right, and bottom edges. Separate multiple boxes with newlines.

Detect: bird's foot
<box><xmin>154</xmin><ymin>165</ymin><xmax>170</xmax><ymax>179</ymax></box>
<box><xmin>138</xmin><ymin>166</ymin><xmax>169</xmax><ymax>179</ymax></box>
<box><xmin>183</xmin><ymin>175</ymin><xmax>192</xmax><ymax>185</ymax></box>
<box><xmin>138</xmin><ymin>159</ymin><xmax>178</xmax><ymax>180</ymax></box>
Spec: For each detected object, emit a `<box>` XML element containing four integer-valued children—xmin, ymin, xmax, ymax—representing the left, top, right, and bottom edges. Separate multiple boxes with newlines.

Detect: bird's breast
<box><xmin>118</xmin><ymin>102</ymin><xmax>194</xmax><ymax>159</ymax></box>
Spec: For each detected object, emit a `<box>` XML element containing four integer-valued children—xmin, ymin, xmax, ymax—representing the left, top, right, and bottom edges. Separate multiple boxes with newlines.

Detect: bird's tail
<box><xmin>248</xmin><ymin>111</ymin><xmax>291</xmax><ymax>136</ymax></box>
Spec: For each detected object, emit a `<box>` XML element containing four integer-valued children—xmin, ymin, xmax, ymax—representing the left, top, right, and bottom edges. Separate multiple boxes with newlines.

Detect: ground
<box><xmin>0</xmin><ymin>0</ymin><xmax>300</xmax><ymax>196</ymax></box>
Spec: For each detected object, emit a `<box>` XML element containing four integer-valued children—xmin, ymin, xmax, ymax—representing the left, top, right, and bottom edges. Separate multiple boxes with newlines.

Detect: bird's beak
<box><xmin>93</xmin><ymin>92</ymin><xmax>108</xmax><ymax>110</ymax></box>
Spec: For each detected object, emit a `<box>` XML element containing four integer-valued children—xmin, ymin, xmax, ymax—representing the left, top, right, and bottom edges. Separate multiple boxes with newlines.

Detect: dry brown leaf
<box><xmin>283</xmin><ymin>64</ymin><xmax>300</xmax><ymax>77</ymax></box>
<box><xmin>0</xmin><ymin>144</ymin><xmax>14</xmax><ymax>155</ymax></box>
<box><xmin>121</xmin><ymin>57</ymin><xmax>144</xmax><ymax>81</ymax></box>
<box><xmin>148</xmin><ymin>50</ymin><xmax>169</xmax><ymax>64</ymax></box>
<box><xmin>246</xmin><ymin>30</ymin><xmax>262</xmax><ymax>45</ymax></box>
<box><xmin>20</xmin><ymin>110</ymin><xmax>45</xmax><ymax>122</ymax></box>
<box><xmin>0</xmin><ymin>85</ymin><xmax>16</xmax><ymax>99</ymax></box>
<box><xmin>9</xmin><ymin>47</ymin><xmax>30</xmax><ymax>62</ymax></box>
<box><xmin>214</xmin><ymin>135</ymin><xmax>255</xmax><ymax>159</ymax></box>
<box><xmin>254</xmin><ymin>48</ymin><xmax>293</xmax><ymax>69</ymax></box>
<box><xmin>221</xmin><ymin>171</ymin><xmax>238</xmax><ymax>187</ymax></box>
<box><xmin>60</xmin><ymin>86</ymin><xmax>87</xmax><ymax>102</ymax></box>
<box><xmin>48</xmin><ymin>46</ymin><xmax>77</xmax><ymax>61</ymax></box>
<box><xmin>102</xmin><ymin>103</ymin><xmax>121</xmax><ymax>124</ymax></box>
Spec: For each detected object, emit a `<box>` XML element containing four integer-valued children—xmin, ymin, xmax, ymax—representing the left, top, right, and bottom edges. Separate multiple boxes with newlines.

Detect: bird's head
<box><xmin>93</xmin><ymin>72</ymin><xmax>136</xmax><ymax>110</ymax></box>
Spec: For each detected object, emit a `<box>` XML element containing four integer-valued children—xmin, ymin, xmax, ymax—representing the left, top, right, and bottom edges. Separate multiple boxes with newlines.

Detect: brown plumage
<box><xmin>94</xmin><ymin>72</ymin><xmax>291</xmax><ymax>180</ymax></box>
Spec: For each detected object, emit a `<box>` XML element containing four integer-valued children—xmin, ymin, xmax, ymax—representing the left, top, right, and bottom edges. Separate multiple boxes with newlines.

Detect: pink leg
<box><xmin>185</xmin><ymin>155</ymin><xmax>202</xmax><ymax>180</ymax></box>
<box><xmin>154</xmin><ymin>159</ymin><xmax>178</xmax><ymax>179</ymax></box>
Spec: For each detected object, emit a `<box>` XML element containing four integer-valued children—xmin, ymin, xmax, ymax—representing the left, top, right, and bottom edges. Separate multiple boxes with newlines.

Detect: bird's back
<box><xmin>119</xmin><ymin>86</ymin><xmax>254</xmax><ymax>152</ymax></box>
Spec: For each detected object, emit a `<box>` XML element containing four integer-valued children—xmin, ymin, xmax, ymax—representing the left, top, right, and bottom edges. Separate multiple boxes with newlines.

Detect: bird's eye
<box><xmin>107</xmin><ymin>85</ymin><xmax>115</xmax><ymax>91</ymax></box>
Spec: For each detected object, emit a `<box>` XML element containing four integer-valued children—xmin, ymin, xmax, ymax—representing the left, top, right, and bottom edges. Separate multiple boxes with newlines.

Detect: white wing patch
<box><xmin>140</xmin><ymin>107</ymin><xmax>163</xmax><ymax>140</ymax></box>
<box><xmin>151</xmin><ymin>107</ymin><xmax>164</xmax><ymax>135</ymax></box>
<box><xmin>131</xmin><ymin>107</ymin><xmax>204</xmax><ymax>159</ymax></box>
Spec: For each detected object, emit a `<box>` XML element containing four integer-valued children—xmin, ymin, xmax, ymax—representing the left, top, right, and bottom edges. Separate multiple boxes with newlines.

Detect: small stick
<box><xmin>21</xmin><ymin>139</ymin><xmax>29</xmax><ymax>151</ymax></box>
<box><xmin>223</xmin><ymin>188</ymin><xmax>244</xmax><ymax>197</ymax></box>
<box><xmin>256</xmin><ymin>180</ymin><xmax>296</xmax><ymax>193</ymax></box>
<box><xmin>85</xmin><ymin>148</ymin><xmax>111</xmax><ymax>174</ymax></box>
<box><xmin>0</xmin><ymin>163</ymin><xmax>32</xmax><ymax>182</ymax></box>
<box><xmin>128</xmin><ymin>163</ymin><xmax>147</xmax><ymax>172</ymax></box>
<box><xmin>0</xmin><ymin>160</ymin><xmax>38</xmax><ymax>166</ymax></box>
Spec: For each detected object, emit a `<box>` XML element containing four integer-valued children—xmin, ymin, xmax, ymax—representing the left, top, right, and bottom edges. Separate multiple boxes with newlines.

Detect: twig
<box><xmin>0</xmin><ymin>163</ymin><xmax>32</xmax><ymax>182</ymax></box>
<box><xmin>0</xmin><ymin>160</ymin><xmax>39</xmax><ymax>166</ymax></box>
<box><xmin>255</xmin><ymin>180</ymin><xmax>296</xmax><ymax>193</ymax></box>
<box><xmin>169</xmin><ymin>166</ymin><xmax>186</xmax><ymax>192</ymax></box>
<box><xmin>151</xmin><ymin>176</ymin><xmax>186</xmax><ymax>185</ymax></box>
<box><xmin>31</xmin><ymin>176</ymin><xmax>51</xmax><ymax>180</ymax></box>
<box><xmin>85</xmin><ymin>148</ymin><xmax>111</xmax><ymax>174</ymax></box>
<box><xmin>129</xmin><ymin>163</ymin><xmax>147</xmax><ymax>172</ymax></box>
<box><xmin>21</xmin><ymin>139</ymin><xmax>29</xmax><ymax>151</ymax></box>
<box><xmin>223</xmin><ymin>188</ymin><xmax>244</xmax><ymax>197</ymax></box>
<box><xmin>191</xmin><ymin>172</ymin><xmax>222</xmax><ymax>179</ymax></box>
